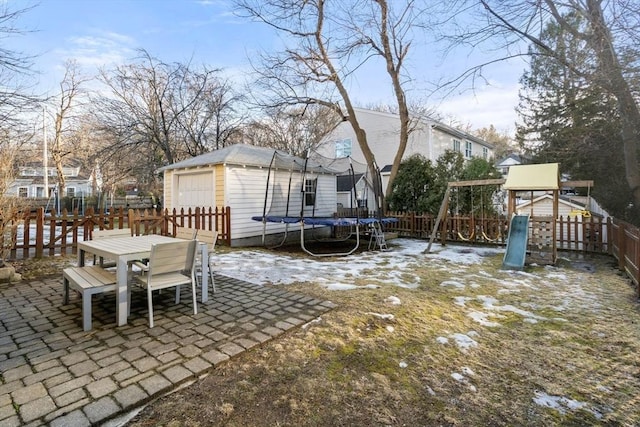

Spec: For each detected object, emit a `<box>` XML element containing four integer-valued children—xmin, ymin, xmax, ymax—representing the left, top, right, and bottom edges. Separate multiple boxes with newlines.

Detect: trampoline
<box><xmin>251</xmin><ymin>215</ymin><xmax>399</xmax><ymax>256</ymax></box>
<box><xmin>252</xmin><ymin>149</ymin><xmax>395</xmax><ymax>257</ymax></box>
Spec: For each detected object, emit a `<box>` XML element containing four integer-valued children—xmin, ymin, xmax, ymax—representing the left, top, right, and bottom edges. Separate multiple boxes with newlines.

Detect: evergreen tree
<box><xmin>387</xmin><ymin>155</ymin><xmax>436</xmax><ymax>212</ymax></box>
<box><xmin>516</xmin><ymin>14</ymin><xmax>632</xmax><ymax>220</ymax></box>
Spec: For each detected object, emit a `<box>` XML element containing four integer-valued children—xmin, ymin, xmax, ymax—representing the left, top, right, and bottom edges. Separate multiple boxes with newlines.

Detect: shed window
<box><xmin>18</xmin><ymin>187</ymin><xmax>28</xmax><ymax>198</ymax></box>
<box><xmin>304</xmin><ymin>178</ymin><xmax>317</xmax><ymax>206</ymax></box>
<box><xmin>453</xmin><ymin>139</ymin><xmax>461</xmax><ymax>152</ymax></box>
<box><xmin>482</xmin><ymin>147</ymin><xmax>488</xmax><ymax>159</ymax></box>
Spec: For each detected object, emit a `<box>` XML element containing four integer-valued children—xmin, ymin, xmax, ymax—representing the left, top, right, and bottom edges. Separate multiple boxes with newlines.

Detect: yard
<box><xmin>123</xmin><ymin>238</ymin><xmax>640</xmax><ymax>426</ymax></box>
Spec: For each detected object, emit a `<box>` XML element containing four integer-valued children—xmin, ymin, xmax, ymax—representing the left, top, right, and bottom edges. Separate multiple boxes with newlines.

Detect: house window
<box><xmin>453</xmin><ymin>139</ymin><xmax>461</xmax><ymax>152</ymax></box>
<box><xmin>67</xmin><ymin>187</ymin><xmax>75</xmax><ymax>197</ymax></box>
<box><xmin>335</xmin><ymin>139</ymin><xmax>352</xmax><ymax>158</ymax></box>
<box><xmin>482</xmin><ymin>147</ymin><xmax>488</xmax><ymax>159</ymax></box>
<box><xmin>18</xmin><ymin>187</ymin><xmax>28</xmax><ymax>198</ymax></box>
<box><xmin>465</xmin><ymin>141</ymin><xmax>473</xmax><ymax>158</ymax></box>
<box><xmin>304</xmin><ymin>178</ymin><xmax>317</xmax><ymax>206</ymax></box>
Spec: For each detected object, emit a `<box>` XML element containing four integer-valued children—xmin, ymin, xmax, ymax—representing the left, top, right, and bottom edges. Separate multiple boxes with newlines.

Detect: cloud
<box><xmin>54</xmin><ymin>31</ymin><xmax>137</xmax><ymax>70</ymax></box>
<box><xmin>438</xmin><ymin>83</ymin><xmax>521</xmax><ymax>133</ymax></box>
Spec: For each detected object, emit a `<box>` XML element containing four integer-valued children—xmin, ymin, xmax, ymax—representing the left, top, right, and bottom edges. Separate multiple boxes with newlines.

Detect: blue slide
<box><xmin>502</xmin><ymin>215</ymin><xmax>530</xmax><ymax>270</ymax></box>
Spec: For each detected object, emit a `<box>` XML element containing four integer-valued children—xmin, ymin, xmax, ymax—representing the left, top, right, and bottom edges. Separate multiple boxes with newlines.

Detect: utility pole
<box><xmin>43</xmin><ymin>106</ymin><xmax>48</xmax><ymax>197</ymax></box>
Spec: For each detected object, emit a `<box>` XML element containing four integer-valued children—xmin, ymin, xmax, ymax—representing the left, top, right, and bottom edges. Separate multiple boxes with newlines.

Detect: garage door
<box><xmin>177</xmin><ymin>172</ymin><xmax>214</xmax><ymax>209</ymax></box>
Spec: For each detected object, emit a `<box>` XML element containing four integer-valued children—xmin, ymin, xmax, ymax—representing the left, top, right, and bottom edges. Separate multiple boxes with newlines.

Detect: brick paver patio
<box><xmin>0</xmin><ymin>273</ymin><xmax>335</xmax><ymax>426</ymax></box>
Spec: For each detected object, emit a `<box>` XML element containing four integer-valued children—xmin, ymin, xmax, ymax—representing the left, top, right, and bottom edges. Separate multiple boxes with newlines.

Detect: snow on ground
<box><xmin>215</xmin><ymin>237</ymin><xmax>613</xmax><ymax>420</ymax></box>
<box><xmin>216</xmin><ymin>238</ymin><xmax>433</xmax><ymax>289</ymax></box>
<box><xmin>533</xmin><ymin>391</ymin><xmax>603</xmax><ymax>419</ymax></box>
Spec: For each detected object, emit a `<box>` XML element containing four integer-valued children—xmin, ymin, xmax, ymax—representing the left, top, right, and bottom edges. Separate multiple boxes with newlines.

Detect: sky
<box><xmin>11</xmin><ymin>0</ymin><xmax>526</xmax><ymax>134</ymax></box>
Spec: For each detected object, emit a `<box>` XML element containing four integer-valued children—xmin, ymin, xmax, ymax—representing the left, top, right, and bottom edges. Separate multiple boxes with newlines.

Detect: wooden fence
<box><xmin>1</xmin><ymin>206</ymin><xmax>231</xmax><ymax>260</ymax></box>
<box><xmin>383</xmin><ymin>212</ymin><xmax>611</xmax><ymax>253</ymax></box>
<box><xmin>610</xmin><ymin>218</ymin><xmax>640</xmax><ymax>297</ymax></box>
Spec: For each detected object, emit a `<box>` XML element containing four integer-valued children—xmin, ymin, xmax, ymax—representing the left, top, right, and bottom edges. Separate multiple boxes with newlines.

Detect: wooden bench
<box><xmin>63</xmin><ymin>266</ymin><xmax>117</xmax><ymax>331</ymax></box>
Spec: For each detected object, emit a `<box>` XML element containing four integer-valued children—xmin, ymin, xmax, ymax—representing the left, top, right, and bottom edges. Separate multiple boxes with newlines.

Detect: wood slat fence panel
<box><xmin>2</xmin><ymin>206</ymin><xmax>230</xmax><ymax>260</ymax></box>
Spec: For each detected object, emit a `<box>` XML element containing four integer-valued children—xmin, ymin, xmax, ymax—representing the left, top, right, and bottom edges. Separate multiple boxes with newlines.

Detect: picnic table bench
<box><xmin>63</xmin><ymin>266</ymin><xmax>117</xmax><ymax>331</ymax></box>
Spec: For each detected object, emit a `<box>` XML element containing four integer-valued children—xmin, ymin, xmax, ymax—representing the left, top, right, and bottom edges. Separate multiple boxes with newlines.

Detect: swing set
<box><xmin>427</xmin><ymin>178</ymin><xmax>506</xmax><ymax>252</ymax></box>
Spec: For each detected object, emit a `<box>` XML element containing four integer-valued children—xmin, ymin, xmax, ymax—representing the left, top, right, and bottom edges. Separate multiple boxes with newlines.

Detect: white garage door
<box><xmin>177</xmin><ymin>172</ymin><xmax>214</xmax><ymax>209</ymax></box>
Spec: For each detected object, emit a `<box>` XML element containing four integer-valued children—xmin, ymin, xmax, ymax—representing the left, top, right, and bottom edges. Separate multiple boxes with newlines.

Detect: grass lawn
<box><xmin>116</xmin><ymin>240</ymin><xmax>640</xmax><ymax>426</ymax></box>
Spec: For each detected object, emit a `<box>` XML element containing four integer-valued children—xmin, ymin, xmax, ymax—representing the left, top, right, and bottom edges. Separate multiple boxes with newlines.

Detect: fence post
<box><xmin>225</xmin><ymin>206</ymin><xmax>231</xmax><ymax>245</ymax></box>
<box><xmin>35</xmin><ymin>207</ymin><xmax>44</xmax><ymax>258</ymax></box>
<box><xmin>618</xmin><ymin>220</ymin><xmax>626</xmax><ymax>270</ymax></box>
<box><xmin>128</xmin><ymin>209</ymin><xmax>136</xmax><ymax>236</ymax></box>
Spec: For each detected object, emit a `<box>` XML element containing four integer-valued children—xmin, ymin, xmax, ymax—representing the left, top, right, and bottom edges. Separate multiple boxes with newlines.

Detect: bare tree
<box><xmin>0</xmin><ymin>3</ymin><xmax>38</xmax><ymax>266</ymax></box>
<box><xmin>474</xmin><ymin>125</ymin><xmax>515</xmax><ymax>160</ymax></box>
<box><xmin>238</xmin><ymin>0</ymin><xmax>431</xmax><ymax>207</ymax></box>
<box><xmin>93</xmin><ymin>49</ymin><xmax>240</xmax><ymax>193</ymax></box>
<box><xmin>174</xmin><ymin>75</ymin><xmax>245</xmax><ymax>154</ymax></box>
<box><xmin>47</xmin><ymin>60</ymin><xmax>90</xmax><ymax>197</ymax></box>
<box><xmin>350</xmin><ymin>0</ymin><xmax>429</xmax><ymax>198</ymax></box>
<box><xmin>242</xmin><ymin>104</ymin><xmax>341</xmax><ymax>157</ymax></box>
<box><xmin>238</xmin><ymin>0</ymin><xmax>385</xmax><ymax>207</ymax></box>
<box><xmin>0</xmin><ymin>3</ymin><xmax>37</xmax><ymax>133</ymax></box>
<box><xmin>450</xmin><ymin>0</ymin><xmax>640</xmax><ymax>211</ymax></box>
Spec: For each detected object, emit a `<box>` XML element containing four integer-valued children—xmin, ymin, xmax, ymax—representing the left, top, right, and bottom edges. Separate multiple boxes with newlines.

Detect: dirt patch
<box><xmin>125</xmin><ymin>247</ymin><xmax>640</xmax><ymax>426</ymax></box>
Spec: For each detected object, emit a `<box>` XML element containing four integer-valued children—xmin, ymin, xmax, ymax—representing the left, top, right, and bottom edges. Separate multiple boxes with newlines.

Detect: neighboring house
<box><xmin>159</xmin><ymin>144</ymin><xmax>341</xmax><ymax>247</ymax></box>
<box><xmin>516</xmin><ymin>193</ymin><xmax>608</xmax><ymax>250</ymax></box>
<box><xmin>318</xmin><ymin>107</ymin><xmax>496</xmax><ymax>193</ymax></box>
<box><xmin>496</xmin><ymin>153</ymin><xmax>525</xmax><ymax>178</ymax></box>
<box><xmin>336</xmin><ymin>173</ymin><xmax>373</xmax><ymax>210</ymax></box>
<box><xmin>7</xmin><ymin>161</ymin><xmax>94</xmax><ymax>200</ymax></box>
<box><xmin>516</xmin><ymin>194</ymin><xmax>592</xmax><ymax>218</ymax></box>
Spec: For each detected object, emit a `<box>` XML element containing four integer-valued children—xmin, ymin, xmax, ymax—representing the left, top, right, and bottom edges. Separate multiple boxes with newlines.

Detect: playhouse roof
<box><xmin>504</xmin><ymin>163</ymin><xmax>560</xmax><ymax>190</ymax></box>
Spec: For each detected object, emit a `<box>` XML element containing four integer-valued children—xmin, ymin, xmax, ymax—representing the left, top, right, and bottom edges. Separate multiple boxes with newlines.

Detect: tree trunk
<box><xmin>52</xmin><ymin>113</ymin><xmax>66</xmax><ymax>197</ymax></box>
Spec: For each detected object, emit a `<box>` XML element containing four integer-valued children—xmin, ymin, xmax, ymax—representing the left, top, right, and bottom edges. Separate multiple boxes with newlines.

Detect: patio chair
<box><xmin>195</xmin><ymin>228</ymin><xmax>218</xmax><ymax>294</ymax></box>
<box><xmin>132</xmin><ymin>226</ymin><xmax>197</xmax><ymax>273</ymax></box>
<box><xmin>175</xmin><ymin>226</ymin><xmax>198</xmax><ymax>240</ymax></box>
<box><xmin>92</xmin><ymin>228</ymin><xmax>132</xmax><ymax>267</ymax></box>
<box><xmin>132</xmin><ymin>239</ymin><xmax>198</xmax><ymax>328</ymax></box>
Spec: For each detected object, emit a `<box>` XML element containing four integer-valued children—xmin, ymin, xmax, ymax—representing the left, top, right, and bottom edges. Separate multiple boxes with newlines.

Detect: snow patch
<box><xmin>440</xmin><ymin>280</ymin><xmax>465</xmax><ymax>289</ymax></box>
<box><xmin>450</xmin><ymin>333</ymin><xmax>478</xmax><ymax>352</ymax></box>
<box><xmin>366</xmin><ymin>312</ymin><xmax>395</xmax><ymax>321</ymax></box>
<box><xmin>533</xmin><ymin>391</ymin><xmax>602</xmax><ymax>419</ymax></box>
<box><xmin>385</xmin><ymin>296</ymin><xmax>401</xmax><ymax>305</ymax></box>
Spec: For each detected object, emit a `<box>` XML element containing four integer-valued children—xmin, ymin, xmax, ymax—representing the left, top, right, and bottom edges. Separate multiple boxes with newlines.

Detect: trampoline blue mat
<box><xmin>251</xmin><ymin>216</ymin><xmax>399</xmax><ymax>226</ymax></box>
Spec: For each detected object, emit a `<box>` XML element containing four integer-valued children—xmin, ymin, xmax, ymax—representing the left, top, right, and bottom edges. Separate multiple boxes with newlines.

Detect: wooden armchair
<box><xmin>132</xmin><ymin>239</ymin><xmax>198</xmax><ymax>328</ymax></box>
<box><xmin>92</xmin><ymin>228</ymin><xmax>132</xmax><ymax>267</ymax></box>
<box><xmin>196</xmin><ymin>228</ymin><xmax>218</xmax><ymax>294</ymax></box>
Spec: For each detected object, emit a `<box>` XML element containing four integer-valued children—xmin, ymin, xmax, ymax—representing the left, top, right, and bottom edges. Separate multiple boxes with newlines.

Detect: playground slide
<box><xmin>502</xmin><ymin>214</ymin><xmax>530</xmax><ymax>270</ymax></box>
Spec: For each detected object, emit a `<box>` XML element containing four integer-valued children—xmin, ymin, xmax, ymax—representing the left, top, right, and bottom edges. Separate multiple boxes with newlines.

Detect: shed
<box><xmin>159</xmin><ymin>144</ymin><xmax>340</xmax><ymax>247</ymax></box>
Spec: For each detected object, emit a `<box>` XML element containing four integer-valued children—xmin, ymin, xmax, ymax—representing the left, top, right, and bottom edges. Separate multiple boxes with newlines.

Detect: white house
<box><xmin>318</xmin><ymin>107</ymin><xmax>496</xmax><ymax>193</ymax></box>
<box><xmin>496</xmin><ymin>153</ymin><xmax>525</xmax><ymax>178</ymax></box>
<box><xmin>516</xmin><ymin>193</ymin><xmax>608</xmax><ymax>250</ymax></box>
<box><xmin>7</xmin><ymin>161</ymin><xmax>94</xmax><ymax>200</ymax></box>
<box><xmin>159</xmin><ymin>144</ymin><xmax>341</xmax><ymax>247</ymax></box>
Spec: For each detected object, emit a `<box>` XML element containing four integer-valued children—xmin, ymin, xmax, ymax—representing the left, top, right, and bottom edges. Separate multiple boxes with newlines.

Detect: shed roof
<box><xmin>159</xmin><ymin>144</ymin><xmax>296</xmax><ymax>172</ymax></box>
<box><xmin>160</xmin><ymin>143</ymin><xmax>348</xmax><ymax>175</ymax></box>
<box><xmin>504</xmin><ymin>163</ymin><xmax>560</xmax><ymax>190</ymax></box>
